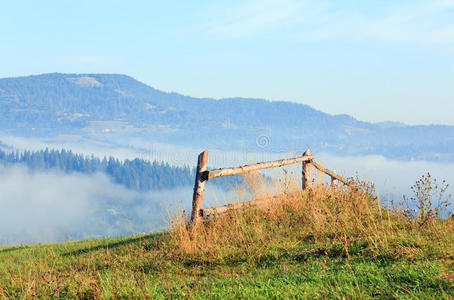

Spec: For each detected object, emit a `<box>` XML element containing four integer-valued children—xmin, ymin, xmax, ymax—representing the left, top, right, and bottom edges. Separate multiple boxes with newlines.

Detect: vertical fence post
<box><xmin>302</xmin><ymin>148</ymin><xmax>312</xmax><ymax>191</ymax></box>
<box><xmin>331</xmin><ymin>170</ymin><xmax>337</xmax><ymax>189</ymax></box>
<box><xmin>190</xmin><ymin>150</ymin><xmax>208</xmax><ymax>230</ymax></box>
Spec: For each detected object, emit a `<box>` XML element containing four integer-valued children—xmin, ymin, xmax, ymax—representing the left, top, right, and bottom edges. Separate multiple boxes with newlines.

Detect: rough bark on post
<box><xmin>190</xmin><ymin>150</ymin><xmax>208</xmax><ymax>229</ymax></box>
<box><xmin>302</xmin><ymin>149</ymin><xmax>312</xmax><ymax>190</ymax></box>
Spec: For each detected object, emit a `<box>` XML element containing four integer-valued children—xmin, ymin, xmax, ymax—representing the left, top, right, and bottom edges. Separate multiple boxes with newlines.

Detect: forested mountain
<box><xmin>0</xmin><ymin>148</ymin><xmax>240</xmax><ymax>191</ymax></box>
<box><xmin>1</xmin><ymin>73</ymin><xmax>453</xmax><ymax>161</ymax></box>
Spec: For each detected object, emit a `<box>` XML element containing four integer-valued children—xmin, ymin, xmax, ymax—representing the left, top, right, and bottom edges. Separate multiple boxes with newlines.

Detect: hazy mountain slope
<box><xmin>0</xmin><ymin>73</ymin><xmax>453</xmax><ymax>161</ymax></box>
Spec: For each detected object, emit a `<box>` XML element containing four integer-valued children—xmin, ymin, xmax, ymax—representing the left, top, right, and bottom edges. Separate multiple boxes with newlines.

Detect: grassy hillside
<box><xmin>0</xmin><ymin>177</ymin><xmax>453</xmax><ymax>299</ymax></box>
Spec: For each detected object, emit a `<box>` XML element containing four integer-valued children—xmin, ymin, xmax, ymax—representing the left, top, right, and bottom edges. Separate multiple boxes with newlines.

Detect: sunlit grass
<box><xmin>0</xmin><ymin>174</ymin><xmax>453</xmax><ymax>299</ymax></box>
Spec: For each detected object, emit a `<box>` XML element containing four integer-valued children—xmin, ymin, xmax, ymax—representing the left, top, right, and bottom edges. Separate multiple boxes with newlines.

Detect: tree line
<box><xmin>0</xmin><ymin>148</ymin><xmax>198</xmax><ymax>191</ymax></box>
<box><xmin>0</xmin><ymin>148</ymin><xmax>242</xmax><ymax>191</ymax></box>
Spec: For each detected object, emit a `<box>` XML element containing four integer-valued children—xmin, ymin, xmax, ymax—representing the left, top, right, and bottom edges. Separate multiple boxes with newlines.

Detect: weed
<box><xmin>403</xmin><ymin>172</ymin><xmax>452</xmax><ymax>226</ymax></box>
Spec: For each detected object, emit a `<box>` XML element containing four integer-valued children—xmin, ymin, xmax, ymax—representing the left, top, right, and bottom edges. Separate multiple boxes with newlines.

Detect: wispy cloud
<box><xmin>302</xmin><ymin>0</ymin><xmax>454</xmax><ymax>45</ymax></box>
<box><xmin>197</xmin><ymin>0</ymin><xmax>316</xmax><ymax>38</ymax></box>
<box><xmin>55</xmin><ymin>55</ymin><xmax>117</xmax><ymax>64</ymax></box>
<box><xmin>201</xmin><ymin>0</ymin><xmax>327</xmax><ymax>38</ymax></box>
<box><xmin>199</xmin><ymin>0</ymin><xmax>454</xmax><ymax>48</ymax></box>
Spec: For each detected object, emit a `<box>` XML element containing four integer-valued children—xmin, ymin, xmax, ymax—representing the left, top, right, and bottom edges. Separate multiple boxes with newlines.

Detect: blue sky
<box><xmin>1</xmin><ymin>0</ymin><xmax>453</xmax><ymax>125</ymax></box>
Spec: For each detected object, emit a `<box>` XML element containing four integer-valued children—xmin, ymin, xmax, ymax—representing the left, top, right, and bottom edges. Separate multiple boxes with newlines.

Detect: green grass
<box><xmin>0</xmin><ymin>234</ymin><xmax>452</xmax><ymax>299</ymax></box>
<box><xmin>0</xmin><ymin>183</ymin><xmax>453</xmax><ymax>299</ymax></box>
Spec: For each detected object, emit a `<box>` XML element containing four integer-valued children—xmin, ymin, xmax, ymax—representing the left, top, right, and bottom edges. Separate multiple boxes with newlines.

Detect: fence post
<box><xmin>331</xmin><ymin>170</ymin><xmax>337</xmax><ymax>189</ymax></box>
<box><xmin>302</xmin><ymin>148</ymin><xmax>312</xmax><ymax>191</ymax></box>
<box><xmin>190</xmin><ymin>150</ymin><xmax>208</xmax><ymax>230</ymax></box>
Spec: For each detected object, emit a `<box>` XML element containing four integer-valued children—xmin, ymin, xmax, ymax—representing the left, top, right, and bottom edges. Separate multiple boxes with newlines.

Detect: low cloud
<box><xmin>0</xmin><ymin>165</ymin><xmax>236</xmax><ymax>246</ymax></box>
<box><xmin>1</xmin><ymin>144</ymin><xmax>453</xmax><ymax>246</ymax></box>
<box><xmin>0</xmin><ymin>165</ymin><xmax>145</xmax><ymax>245</ymax></box>
<box><xmin>316</xmin><ymin>153</ymin><xmax>454</xmax><ymax>207</ymax></box>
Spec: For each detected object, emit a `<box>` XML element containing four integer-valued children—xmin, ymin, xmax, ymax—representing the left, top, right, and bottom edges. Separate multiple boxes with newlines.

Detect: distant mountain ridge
<box><xmin>1</xmin><ymin>73</ymin><xmax>453</xmax><ymax>161</ymax></box>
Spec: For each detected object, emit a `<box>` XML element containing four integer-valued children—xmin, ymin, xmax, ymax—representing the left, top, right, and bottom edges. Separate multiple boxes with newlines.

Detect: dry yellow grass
<box><xmin>169</xmin><ymin>172</ymin><xmax>454</xmax><ymax>264</ymax></box>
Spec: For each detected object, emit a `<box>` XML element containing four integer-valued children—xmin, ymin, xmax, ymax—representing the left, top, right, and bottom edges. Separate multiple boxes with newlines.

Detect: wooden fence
<box><xmin>190</xmin><ymin>148</ymin><xmax>354</xmax><ymax>228</ymax></box>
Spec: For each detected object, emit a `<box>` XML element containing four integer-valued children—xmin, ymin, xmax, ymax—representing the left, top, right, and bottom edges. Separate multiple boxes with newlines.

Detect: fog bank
<box><xmin>0</xmin><ymin>165</ymin><xmax>237</xmax><ymax>246</ymax></box>
<box><xmin>317</xmin><ymin>153</ymin><xmax>454</xmax><ymax>205</ymax></box>
<box><xmin>1</xmin><ymin>144</ymin><xmax>453</xmax><ymax>246</ymax></box>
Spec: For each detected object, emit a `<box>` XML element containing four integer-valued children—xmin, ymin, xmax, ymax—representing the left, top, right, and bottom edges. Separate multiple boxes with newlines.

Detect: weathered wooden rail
<box><xmin>190</xmin><ymin>149</ymin><xmax>354</xmax><ymax>228</ymax></box>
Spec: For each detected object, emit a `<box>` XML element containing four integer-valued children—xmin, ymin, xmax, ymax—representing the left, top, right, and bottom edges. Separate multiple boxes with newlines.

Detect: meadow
<box><xmin>0</xmin><ymin>174</ymin><xmax>453</xmax><ymax>299</ymax></box>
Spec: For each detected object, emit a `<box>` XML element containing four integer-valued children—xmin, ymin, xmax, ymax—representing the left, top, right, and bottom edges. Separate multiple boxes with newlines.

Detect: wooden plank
<box><xmin>202</xmin><ymin>194</ymin><xmax>290</xmax><ymax>217</ymax></box>
<box><xmin>311</xmin><ymin>161</ymin><xmax>351</xmax><ymax>186</ymax></box>
<box><xmin>302</xmin><ymin>149</ymin><xmax>312</xmax><ymax>190</ymax></box>
<box><xmin>206</xmin><ymin>154</ymin><xmax>314</xmax><ymax>180</ymax></box>
<box><xmin>190</xmin><ymin>150</ymin><xmax>208</xmax><ymax>228</ymax></box>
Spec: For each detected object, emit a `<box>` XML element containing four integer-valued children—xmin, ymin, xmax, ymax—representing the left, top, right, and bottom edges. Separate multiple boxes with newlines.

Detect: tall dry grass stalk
<box><xmin>167</xmin><ymin>172</ymin><xmax>454</xmax><ymax>262</ymax></box>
